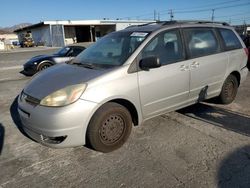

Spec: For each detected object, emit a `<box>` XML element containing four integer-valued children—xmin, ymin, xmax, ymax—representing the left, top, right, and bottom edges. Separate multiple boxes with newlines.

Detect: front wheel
<box><xmin>86</xmin><ymin>102</ymin><xmax>132</xmax><ymax>153</ymax></box>
<box><xmin>38</xmin><ymin>63</ymin><xmax>51</xmax><ymax>71</ymax></box>
<box><xmin>218</xmin><ymin>74</ymin><xmax>238</xmax><ymax>104</ymax></box>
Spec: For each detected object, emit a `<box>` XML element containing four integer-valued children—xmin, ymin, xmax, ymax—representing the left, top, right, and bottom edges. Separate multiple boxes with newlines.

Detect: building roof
<box><xmin>14</xmin><ymin>19</ymin><xmax>154</xmax><ymax>32</ymax></box>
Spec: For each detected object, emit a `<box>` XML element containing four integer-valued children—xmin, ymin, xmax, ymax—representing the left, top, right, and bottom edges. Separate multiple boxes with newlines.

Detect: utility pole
<box><xmin>169</xmin><ymin>9</ymin><xmax>174</xmax><ymax>21</ymax></box>
<box><xmin>243</xmin><ymin>19</ymin><xmax>247</xmax><ymax>35</ymax></box>
<box><xmin>154</xmin><ymin>10</ymin><xmax>157</xmax><ymax>21</ymax></box>
<box><xmin>211</xmin><ymin>9</ymin><xmax>215</xmax><ymax>22</ymax></box>
<box><xmin>158</xmin><ymin>13</ymin><xmax>160</xmax><ymax>21</ymax></box>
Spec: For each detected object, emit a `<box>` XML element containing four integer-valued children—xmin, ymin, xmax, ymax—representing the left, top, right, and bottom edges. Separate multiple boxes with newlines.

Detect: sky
<box><xmin>0</xmin><ymin>0</ymin><xmax>250</xmax><ymax>27</ymax></box>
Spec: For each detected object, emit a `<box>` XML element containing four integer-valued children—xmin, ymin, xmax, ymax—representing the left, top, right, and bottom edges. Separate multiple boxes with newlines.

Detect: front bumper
<box><xmin>21</xmin><ymin>64</ymin><xmax>37</xmax><ymax>76</ymax></box>
<box><xmin>18</xmin><ymin>95</ymin><xmax>98</xmax><ymax>148</ymax></box>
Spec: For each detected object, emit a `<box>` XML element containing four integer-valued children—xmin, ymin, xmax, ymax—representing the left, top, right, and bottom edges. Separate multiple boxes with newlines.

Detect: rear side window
<box><xmin>183</xmin><ymin>28</ymin><xmax>220</xmax><ymax>58</ymax></box>
<box><xmin>219</xmin><ymin>29</ymin><xmax>242</xmax><ymax>51</ymax></box>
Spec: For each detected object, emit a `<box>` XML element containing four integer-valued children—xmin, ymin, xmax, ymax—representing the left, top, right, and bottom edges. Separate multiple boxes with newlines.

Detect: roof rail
<box><xmin>162</xmin><ymin>20</ymin><xmax>230</xmax><ymax>26</ymax></box>
<box><xmin>126</xmin><ymin>21</ymin><xmax>157</xmax><ymax>29</ymax></box>
<box><xmin>125</xmin><ymin>20</ymin><xmax>230</xmax><ymax>29</ymax></box>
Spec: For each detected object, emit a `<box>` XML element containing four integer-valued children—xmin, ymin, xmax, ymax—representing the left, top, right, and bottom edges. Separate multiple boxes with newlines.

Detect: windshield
<box><xmin>56</xmin><ymin>47</ymin><xmax>70</xmax><ymax>56</ymax></box>
<box><xmin>71</xmin><ymin>31</ymin><xmax>149</xmax><ymax>67</ymax></box>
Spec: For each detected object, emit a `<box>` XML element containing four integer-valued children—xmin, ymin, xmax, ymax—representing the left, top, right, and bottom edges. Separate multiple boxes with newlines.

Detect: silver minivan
<box><xmin>18</xmin><ymin>21</ymin><xmax>249</xmax><ymax>152</ymax></box>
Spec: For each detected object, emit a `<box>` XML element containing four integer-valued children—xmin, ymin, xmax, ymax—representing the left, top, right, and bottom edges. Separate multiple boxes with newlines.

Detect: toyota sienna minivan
<box><xmin>18</xmin><ymin>21</ymin><xmax>249</xmax><ymax>152</ymax></box>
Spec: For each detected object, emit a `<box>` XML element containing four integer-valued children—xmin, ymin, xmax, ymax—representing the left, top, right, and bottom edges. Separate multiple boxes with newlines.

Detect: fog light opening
<box><xmin>41</xmin><ymin>135</ymin><xmax>67</xmax><ymax>144</ymax></box>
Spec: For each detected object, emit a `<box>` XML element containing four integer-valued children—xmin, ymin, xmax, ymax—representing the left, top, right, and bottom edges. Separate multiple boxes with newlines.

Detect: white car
<box><xmin>18</xmin><ymin>21</ymin><xmax>248</xmax><ymax>152</ymax></box>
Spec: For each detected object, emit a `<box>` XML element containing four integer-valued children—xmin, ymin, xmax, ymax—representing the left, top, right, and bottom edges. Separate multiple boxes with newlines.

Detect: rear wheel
<box><xmin>218</xmin><ymin>74</ymin><xmax>238</xmax><ymax>104</ymax></box>
<box><xmin>86</xmin><ymin>102</ymin><xmax>132</xmax><ymax>153</ymax></box>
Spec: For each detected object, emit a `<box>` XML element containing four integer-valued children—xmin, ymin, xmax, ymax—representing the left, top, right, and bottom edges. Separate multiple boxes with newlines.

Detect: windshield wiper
<box><xmin>71</xmin><ymin>62</ymin><xmax>116</xmax><ymax>69</ymax></box>
<box><xmin>71</xmin><ymin>62</ymin><xmax>96</xmax><ymax>69</ymax></box>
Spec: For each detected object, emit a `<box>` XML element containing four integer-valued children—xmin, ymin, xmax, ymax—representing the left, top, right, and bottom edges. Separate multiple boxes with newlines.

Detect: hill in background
<box><xmin>0</xmin><ymin>23</ymin><xmax>32</xmax><ymax>34</ymax></box>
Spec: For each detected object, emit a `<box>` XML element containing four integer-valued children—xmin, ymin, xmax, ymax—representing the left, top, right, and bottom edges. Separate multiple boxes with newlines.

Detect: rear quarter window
<box><xmin>183</xmin><ymin>28</ymin><xmax>220</xmax><ymax>58</ymax></box>
<box><xmin>219</xmin><ymin>29</ymin><xmax>242</xmax><ymax>51</ymax></box>
<box><xmin>72</xmin><ymin>48</ymin><xmax>84</xmax><ymax>56</ymax></box>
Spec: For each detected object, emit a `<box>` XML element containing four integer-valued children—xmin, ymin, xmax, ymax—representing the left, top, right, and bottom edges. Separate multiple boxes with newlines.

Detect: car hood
<box><xmin>24</xmin><ymin>63</ymin><xmax>110</xmax><ymax>100</ymax></box>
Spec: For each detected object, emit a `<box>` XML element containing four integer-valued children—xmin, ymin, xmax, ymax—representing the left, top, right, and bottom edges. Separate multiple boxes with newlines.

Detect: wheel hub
<box><xmin>41</xmin><ymin>65</ymin><xmax>49</xmax><ymax>70</ymax></box>
<box><xmin>100</xmin><ymin>114</ymin><xmax>125</xmax><ymax>145</ymax></box>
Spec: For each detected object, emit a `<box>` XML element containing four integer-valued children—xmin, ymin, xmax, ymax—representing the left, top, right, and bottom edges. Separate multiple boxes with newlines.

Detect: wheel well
<box><xmin>230</xmin><ymin>71</ymin><xmax>241</xmax><ymax>86</ymax></box>
<box><xmin>109</xmin><ymin>99</ymin><xmax>139</xmax><ymax>126</ymax></box>
<box><xmin>37</xmin><ymin>61</ymin><xmax>53</xmax><ymax>70</ymax></box>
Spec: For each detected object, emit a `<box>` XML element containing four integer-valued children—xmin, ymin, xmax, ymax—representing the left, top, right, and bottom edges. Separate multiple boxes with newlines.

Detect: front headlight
<box><xmin>40</xmin><ymin>84</ymin><xmax>87</xmax><ymax>107</ymax></box>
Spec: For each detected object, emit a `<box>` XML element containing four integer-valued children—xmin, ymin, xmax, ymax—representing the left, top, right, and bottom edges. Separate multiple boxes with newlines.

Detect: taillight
<box><xmin>244</xmin><ymin>48</ymin><xmax>249</xmax><ymax>56</ymax></box>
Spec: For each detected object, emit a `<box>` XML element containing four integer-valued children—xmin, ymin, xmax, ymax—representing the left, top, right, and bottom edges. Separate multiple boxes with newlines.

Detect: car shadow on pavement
<box><xmin>217</xmin><ymin>145</ymin><xmax>250</xmax><ymax>188</ymax></box>
<box><xmin>0</xmin><ymin>123</ymin><xmax>5</xmax><ymax>155</ymax></box>
<box><xmin>178</xmin><ymin>103</ymin><xmax>250</xmax><ymax>137</ymax></box>
<box><xmin>9</xmin><ymin>96</ymin><xmax>32</xmax><ymax>140</ymax></box>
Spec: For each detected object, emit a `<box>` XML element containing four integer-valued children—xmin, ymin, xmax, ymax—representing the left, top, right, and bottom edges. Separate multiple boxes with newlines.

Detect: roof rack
<box><xmin>125</xmin><ymin>20</ymin><xmax>230</xmax><ymax>29</ymax></box>
<box><xmin>162</xmin><ymin>20</ymin><xmax>230</xmax><ymax>26</ymax></box>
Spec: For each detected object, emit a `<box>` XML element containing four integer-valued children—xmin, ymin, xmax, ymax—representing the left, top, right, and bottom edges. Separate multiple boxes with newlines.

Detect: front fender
<box><xmin>82</xmin><ymin>95</ymin><xmax>143</xmax><ymax>127</ymax></box>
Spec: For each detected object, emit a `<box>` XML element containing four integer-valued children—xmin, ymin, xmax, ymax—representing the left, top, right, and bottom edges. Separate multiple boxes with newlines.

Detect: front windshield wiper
<box><xmin>70</xmin><ymin>61</ymin><xmax>118</xmax><ymax>69</ymax></box>
<box><xmin>71</xmin><ymin>62</ymin><xmax>96</xmax><ymax>69</ymax></box>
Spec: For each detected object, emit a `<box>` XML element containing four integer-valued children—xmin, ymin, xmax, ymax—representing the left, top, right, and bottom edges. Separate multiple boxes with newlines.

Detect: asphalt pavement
<box><xmin>0</xmin><ymin>48</ymin><xmax>250</xmax><ymax>188</ymax></box>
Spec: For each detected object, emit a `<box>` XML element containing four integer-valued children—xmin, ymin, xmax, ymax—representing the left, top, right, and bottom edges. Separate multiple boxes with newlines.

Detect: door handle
<box><xmin>190</xmin><ymin>61</ymin><xmax>199</xmax><ymax>68</ymax></box>
<box><xmin>180</xmin><ymin>65</ymin><xmax>189</xmax><ymax>71</ymax></box>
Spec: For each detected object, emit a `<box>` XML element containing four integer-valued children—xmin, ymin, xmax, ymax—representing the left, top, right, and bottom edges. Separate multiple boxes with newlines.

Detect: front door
<box><xmin>138</xmin><ymin>29</ymin><xmax>190</xmax><ymax>119</ymax></box>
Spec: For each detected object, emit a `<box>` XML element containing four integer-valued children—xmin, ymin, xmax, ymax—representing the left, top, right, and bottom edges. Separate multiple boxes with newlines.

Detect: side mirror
<box><xmin>139</xmin><ymin>56</ymin><xmax>161</xmax><ymax>70</ymax></box>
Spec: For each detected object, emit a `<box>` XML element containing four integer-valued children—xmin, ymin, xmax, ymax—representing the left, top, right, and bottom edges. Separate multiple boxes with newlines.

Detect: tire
<box><xmin>218</xmin><ymin>74</ymin><xmax>238</xmax><ymax>104</ymax></box>
<box><xmin>86</xmin><ymin>102</ymin><xmax>132</xmax><ymax>153</ymax></box>
<box><xmin>38</xmin><ymin>62</ymin><xmax>51</xmax><ymax>71</ymax></box>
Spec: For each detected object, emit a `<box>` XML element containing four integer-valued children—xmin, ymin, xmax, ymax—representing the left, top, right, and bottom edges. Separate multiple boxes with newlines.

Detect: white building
<box><xmin>0</xmin><ymin>41</ymin><xmax>4</xmax><ymax>50</ymax></box>
<box><xmin>14</xmin><ymin>20</ymin><xmax>153</xmax><ymax>47</ymax></box>
<box><xmin>0</xmin><ymin>33</ymin><xmax>18</xmax><ymax>50</ymax></box>
<box><xmin>0</xmin><ymin>33</ymin><xmax>18</xmax><ymax>43</ymax></box>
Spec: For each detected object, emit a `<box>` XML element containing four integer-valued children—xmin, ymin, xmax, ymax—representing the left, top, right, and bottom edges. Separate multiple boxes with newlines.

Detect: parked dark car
<box><xmin>240</xmin><ymin>35</ymin><xmax>250</xmax><ymax>70</ymax></box>
<box><xmin>21</xmin><ymin>44</ymin><xmax>88</xmax><ymax>76</ymax></box>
